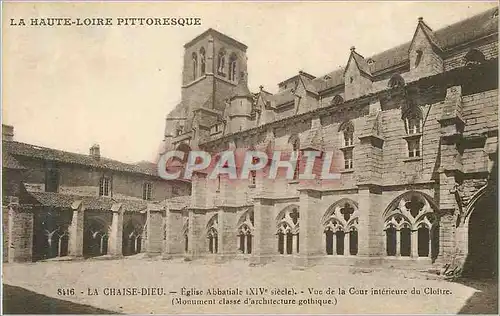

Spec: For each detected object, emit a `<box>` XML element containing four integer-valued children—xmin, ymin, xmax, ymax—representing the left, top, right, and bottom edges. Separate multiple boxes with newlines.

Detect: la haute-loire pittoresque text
<box><xmin>9</xmin><ymin>17</ymin><xmax>202</xmax><ymax>27</ymax></box>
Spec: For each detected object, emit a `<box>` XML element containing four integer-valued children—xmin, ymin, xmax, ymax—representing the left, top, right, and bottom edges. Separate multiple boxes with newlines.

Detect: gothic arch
<box><xmin>199</xmin><ymin>47</ymin><xmax>206</xmax><ymax>75</ymax></box>
<box><xmin>323</xmin><ymin>198</ymin><xmax>359</xmax><ymax>256</ymax></box>
<box><xmin>237</xmin><ymin>209</ymin><xmax>254</xmax><ymax>254</ymax></box>
<box><xmin>276</xmin><ymin>204</ymin><xmax>300</xmax><ymax>255</ymax></box>
<box><xmin>322</xmin><ymin>198</ymin><xmax>359</xmax><ymax>229</ymax></box>
<box><xmin>462</xmin><ymin>183</ymin><xmax>497</xmax><ymax>278</ymax></box>
<box><xmin>463</xmin><ymin>184</ymin><xmax>495</xmax><ymax>226</ymax></box>
<box><xmin>382</xmin><ymin>191</ymin><xmax>439</xmax><ymax>259</ymax></box>
<box><xmin>236</xmin><ymin>209</ymin><xmax>254</xmax><ymax>232</ymax></box>
<box><xmin>206</xmin><ymin>213</ymin><xmax>219</xmax><ymax>254</ymax></box>
<box><xmin>122</xmin><ymin>217</ymin><xmax>145</xmax><ymax>256</ymax></box>
<box><xmin>83</xmin><ymin>216</ymin><xmax>110</xmax><ymax>257</ymax></box>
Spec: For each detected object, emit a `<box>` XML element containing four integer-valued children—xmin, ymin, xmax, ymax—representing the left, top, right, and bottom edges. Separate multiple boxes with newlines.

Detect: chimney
<box><xmin>89</xmin><ymin>144</ymin><xmax>100</xmax><ymax>160</ymax></box>
<box><xmin>2</xmin><ymin>124</ymin><xmax>14</xmax><ymax>141</ymax></box>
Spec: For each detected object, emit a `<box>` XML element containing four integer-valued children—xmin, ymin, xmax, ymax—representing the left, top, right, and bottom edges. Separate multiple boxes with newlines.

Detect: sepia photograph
<box><xmin>1</xmin><ymin>1</ymin><xmax>498</xmax><ymax>314</ymax></box>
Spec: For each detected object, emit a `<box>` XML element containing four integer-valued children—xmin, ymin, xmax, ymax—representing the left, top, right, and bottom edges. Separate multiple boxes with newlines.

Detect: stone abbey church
<box><xmin>2</xmin><ymin>7</ymin><xmax>498</xmax><ymax>277</ymax></box>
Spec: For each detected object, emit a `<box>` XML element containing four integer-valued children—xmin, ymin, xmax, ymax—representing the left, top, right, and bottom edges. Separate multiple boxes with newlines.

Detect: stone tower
<box><xmin>164</xmin><ymin>29</ymin><xmax>249</xmax><ymax>150</ymax></box>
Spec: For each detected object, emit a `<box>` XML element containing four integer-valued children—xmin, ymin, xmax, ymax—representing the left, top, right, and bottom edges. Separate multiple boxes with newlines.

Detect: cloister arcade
<box><xmin>237</xmin><ymin>209</ymin><xmax>254</xmax><ymax>254</ymax></box>
<box><xmin>276</xmin><ymin>205</ymin><xmax>300</xmax><ymax>255</ymax></box>
<box><xmin>322</xmin><ymin>199</ymin><xmax>359</xmax><ymax>256</ymax></box>
<box><xmin>383</xmin><ymin>191</ymin><xmax>439</xmax><ymax>259</ymax></box>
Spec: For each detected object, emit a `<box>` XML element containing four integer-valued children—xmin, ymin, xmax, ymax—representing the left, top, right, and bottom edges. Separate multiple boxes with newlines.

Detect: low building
<box><xmin>2</xmin><ymin>125</ymin><xmax>191</xmax><ymax>262</ymax></box>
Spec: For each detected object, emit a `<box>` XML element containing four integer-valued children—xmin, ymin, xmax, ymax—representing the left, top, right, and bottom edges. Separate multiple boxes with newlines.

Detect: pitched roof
<box><xmin>24</xmin><ymin>191</ymin><xmax>149</xmax><ymax>212</ymax></box>
<box><xmin>306</xmin><ymin>7</ymin><xmax>498</xmax><ymax>93</ymax></box>
<box><xmin>350</xmin><ymin>51</ymin><xmax>372</xmax><ymax>77</ymax></box>
<box><xmin>3</xmin><ymin>153</ymin><xmax>26</xmax><ymax>170</ymax></box>
<box><xmin>161</xmin><ymin>195</ymin><xmax>191</xmax><ymax>210</ymax></box>
<box><xmin>271</xmin><ymin>89</ymin><xmax>295</xmax><ymax>107</ymax></box>
<box><xmin>4</xmin><ymin>141</ymin><xmax>160</xmax><ymax>177</ymax></box>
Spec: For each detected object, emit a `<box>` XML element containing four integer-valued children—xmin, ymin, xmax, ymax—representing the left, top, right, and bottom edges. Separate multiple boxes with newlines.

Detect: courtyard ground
<box><xmin>2</xmin><ymin>256</ymin><xmax>498</xmax><ymax>314</ymax></box>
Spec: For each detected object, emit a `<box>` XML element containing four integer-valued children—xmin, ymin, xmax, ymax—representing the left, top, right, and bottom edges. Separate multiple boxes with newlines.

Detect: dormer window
<box><xmin>99</xmin><ymin>176</ymin><xmax>112</xmax><ymax>197</ymax></box>
<box><xmin>367</xmin><ymin>58</ymin><xmax>375</xmax><ymax>66</ymax></box>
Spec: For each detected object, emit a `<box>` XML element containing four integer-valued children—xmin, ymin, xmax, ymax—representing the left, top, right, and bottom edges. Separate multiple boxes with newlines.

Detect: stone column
<box><xmin>217</xmin><ymin>208</ymin><xmax>238</xmax><ymax>261</ymax></box>
<box><xmin>292</xmin><ymin>234</ymin><xmax>298</xmax><ymax>254</ymax></box>
<box><xmin>296</xmin><ymin>189</ymin><xmax>322</xmax><ymax>267</ymax></box>
<box><xmin>107</xmin><ymin>203</ymin><xmax>124</xmax><ymax>257</ymax></box>
<box><xmin>250</xmin><ymin>198</ymin><xmax>275</xmax><ymax>264</ymax></box>
<box><xmin>321</xmin><ymin>233</ymin><xmax>326</xmax><ymax>255</ymax></box>
<box><xmin>396</xmin><ymin>230</ymin><xmax>401</xmax><ymax>256</ymax></box>
<box><xmin>343</xmin><ymin>233</ymin><xmax>349</xmax><ymax>256</ymax></box>
<box><xmin>411</xmin><ymin>230</ymin><xmax>419</xmax><ymax>258</ymax></box>
<box><xmin>428</xmin><ymin>233</ymin><xmax>432</xmax><ymax>257</ymax></box>
<box><xmin>69</xmin><ymin>200</ymin><xmax>85</xmax><ymax>258</ymax></box>
<box><xmin>284</xmin><ymin>234</ymin><xmax>289</xmax><ymax>254</ymax></box>
<box><xmin>146</xmin><ymin>205</ymin><xmax>164</xmax><ymax>255</ymax></box>
<box><xmin>332</xmin><ymin>233</ymin><xmax>337</xmax><ymax>255</ymax></box>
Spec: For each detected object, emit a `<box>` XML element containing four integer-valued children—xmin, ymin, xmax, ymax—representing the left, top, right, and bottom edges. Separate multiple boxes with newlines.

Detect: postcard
<box><xmin>2</xmin><ymin>1</ymin><xmax>498</xmax><ymax>314</ymax></box>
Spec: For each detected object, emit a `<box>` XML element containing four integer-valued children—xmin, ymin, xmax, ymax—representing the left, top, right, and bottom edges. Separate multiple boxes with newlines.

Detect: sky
<box><xmin>2</xmin><ymin>1</ymin><xmax>497</xmax><ymax>163</ymax></box>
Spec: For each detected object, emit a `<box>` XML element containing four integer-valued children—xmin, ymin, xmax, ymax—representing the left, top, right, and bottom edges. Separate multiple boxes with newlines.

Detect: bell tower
<box><xmin>165</xmin><ymin>28</ymin><xmax>249</xmax><ymax>148</ymax></box>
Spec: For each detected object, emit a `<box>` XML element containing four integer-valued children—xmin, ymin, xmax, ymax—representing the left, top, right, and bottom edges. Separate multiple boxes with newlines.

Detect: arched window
<box><xmin>192</xmin><ymin>52</ymin><xmax>198</xmax><ymax>80</ymax></box>
<box><xmin>403</xmin><ymin>108</ymin><xmax>423</xmax><ymax>158</ymax></box>
<box><xmin>388</xmin><ymin>74</ymin><xmax>405</xmax><ymax>88</ymax></box>
<box><xmin>199</xmin><ymin>47</ymin><xmax>206</xmax><ymax>75</ymax></box>
<box><xmin>339</xmin><ymin>122</ymin><xmax>354</xmax><ymax>170</ymax></box>
<box><xmin>276</xmin><ymin>205</ymin><xmax>299</xmax><ymax>255</ymax></box>
<box><xmin>464</xmin><ymin>49</ymin><xmax>486</xmax><ymax>66</ymax></box>
<box><xmin>228</xmin><ymin>53</ymin><xmax>238</xmax><ymax>81</ymax></box>
<box><xmin>322</xmin><ymin>199</ymin><xmax>359</xmax><ymax>256</ymax></box>
<box><xmin>217</xmin><ymin>49</ymin><xmax>226</xmax><ymax>75</ymax></box>
<box><xmin>383</xmin><ymin>191</ymin><xmax>439</xmax><ymax>260</ymax></box>
<box><xmin>237</xmin><ymin>210</ymin><xmax>254</xmax><ymax>255</ymax></box>
<box><xmin>206</xmin><ymin>214</ymin><xmax>219</xmax><ymax>254</ymax></box>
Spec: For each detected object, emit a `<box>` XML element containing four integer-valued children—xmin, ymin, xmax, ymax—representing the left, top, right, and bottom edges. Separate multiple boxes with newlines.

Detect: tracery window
<box><xmin>322</xmin><ymin>199</ymin><xmax>359</xmax><ymax>256</ymax></box>
<box><xmin>383</xmin><ymin>192</ymin><xmax>439</xmax><ymax>259</ymax></box>
<box><xmin>207</xmin><ymin>214</ymin><xmax>219</xmax><ymax>254</ymax></box>
<box><xmin>276</xmin><ymin>206</ymin><xmax>299</xmax><ymax>255</ymax></box>
<box><xmin>237</xmin><ymin>209</ymin><xmax>254</xmax><ymax>255</ymax></box>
